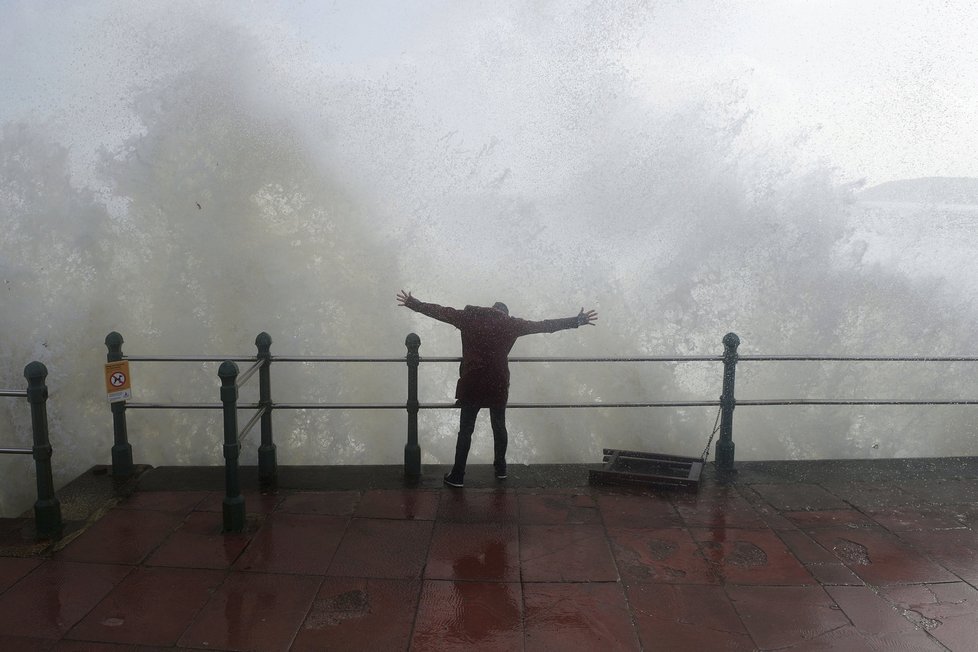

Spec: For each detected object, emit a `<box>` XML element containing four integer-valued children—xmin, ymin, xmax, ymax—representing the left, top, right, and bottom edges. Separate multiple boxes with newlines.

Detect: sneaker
<box><xmin>494</xmin><ymin>465</ymin><xmax>508</xmax><ymax>480</ymax></box>
<box><xmin>443</xmin><ymin>473</ymin><xmax>464</xmax><ymax>488</ymax></box>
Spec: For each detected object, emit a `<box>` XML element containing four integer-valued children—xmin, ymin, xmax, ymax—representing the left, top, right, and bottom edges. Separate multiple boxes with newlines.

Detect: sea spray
<box><xmin>1</xmin><ymin>2</ymin><xmax>976</xmax><ymax>515</ymax></box>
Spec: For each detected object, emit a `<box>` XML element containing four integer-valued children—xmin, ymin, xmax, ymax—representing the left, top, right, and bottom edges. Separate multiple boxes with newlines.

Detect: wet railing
<box><xmin>1</xmin><ymin>362</ymin><xmax>62</xmax><ymax>538</ymax></box>
<box><xmin>106</xmin><ymin>330</ymin><xmax>978</xmax><ymax>532</ymax></box>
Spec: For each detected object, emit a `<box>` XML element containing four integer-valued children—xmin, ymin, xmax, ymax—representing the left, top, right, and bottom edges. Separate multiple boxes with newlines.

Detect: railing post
<box><xmin>24</xmin><ymin>361</ymin><xmax>62</xmax><ymax>539</ymax></box>
<box><xmin>404</xmin><ymin>333</ymin><xmax>421</xmax><ymax>484</ymax></box>
<box><xmin>219</xmin><ymin>361</ymin><xmax>246</xmax><ymax>532</ymax></box>
<box><xmin>256</xmin><ymin>332</ymin><xmax>276</xmax><ymax>491</ymax></box>
<box><xmin>715</xmin><ymin>332</ymin><xmax>740</xmax><ymax>476</ymax></box>
<box><xmin>105</xmin><ymin>332</ymin><xmax>133</xmax><ymax>477</ymax></box>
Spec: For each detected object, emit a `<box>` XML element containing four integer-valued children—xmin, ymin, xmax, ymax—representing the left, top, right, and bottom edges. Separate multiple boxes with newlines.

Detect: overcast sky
<box><xmin>1</xmin><ymin>0</ymin><xmax>976</xmax><ymax>186</ymax></box>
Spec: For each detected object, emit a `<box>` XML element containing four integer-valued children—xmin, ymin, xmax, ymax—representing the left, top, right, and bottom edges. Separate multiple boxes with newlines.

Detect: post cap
<box><xmin>405</xmin><ymin>333</ymin><xmax>421</xmax><ymax>349</ymax></box>
<box><xmin>722</xmin><ymin>332</ymin><xmax>740</xmax><ymax>349</ymax></box>
<box><xmin>105</xmin><ymin>331</ymin><xmax>124</xmax><ymax>349</ymax></box>
<box><xmin>255</xmin><ymin>332</ymin><xmax>272</xmax><ymax>349</ymax></box>
<box><xmin>24</xmin><ymin>361</ymin><xmax>48</xmax><ymax>382</ymax></box>
<box><xmin>218</xmin><ymin>360</ymin><xmax>239</xmax><ymax>380</ymax></box>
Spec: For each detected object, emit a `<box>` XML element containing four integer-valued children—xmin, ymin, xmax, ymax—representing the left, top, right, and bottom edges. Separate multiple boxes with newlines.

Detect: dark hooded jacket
<box><xmin>407</xmin><ymin>299</ymin><xmax>581</xmax><ymax>408</ymax></box>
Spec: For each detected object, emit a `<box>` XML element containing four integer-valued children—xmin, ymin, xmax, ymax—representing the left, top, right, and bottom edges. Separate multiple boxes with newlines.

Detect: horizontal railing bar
<box><xmin>117</xmin><ymin>399</ymin><xmax>978</xmax><ymax>411</ymax></box>
<box><xmin>272</xmin><ymin>403</ymin><xmax>405</xmax><ymax>410</ymax></box>
<box><xmin>737</xmin><ymin>399</ymin><xmax>978</xmax><ymax>406</ymax></box>
<box><xmin>510</xmin><ymin>356</ymin><xmax>722</xmax><ymax>362</ymax></box>
<box><xmin>123</xmin><ymin>355</ymin><xmax>256</xmax><ymax>362</ymax></box>
<box><xmin>125</xmin><ymin>402</ymin><xmax>261</xmax><ymax>410</ymax></box>
<box><xmin>270</xmin><ymin>356</ymin><xmax>406</xmax><ymax>363</ymax></box>
<box><xmin>267</xmin><ymin>356</ymin><xmax>724</xmax><ymax>363</ymax></box>
<box><xmin>0</xmin><ymin>447</ymin><xmax>33</xmax><ymax>455</ymax></box>
<box><xmin>503</xmin><ymin>401</ymin><xmax>721</xmax><ymax>408</ymax></box>
<box><xmin>740</xmin><ymin>355</ymin><xmax>978</xmax><ymax>362</ymax></box>
<box><xmin>121</xmin><ymin>354</ymin><xmax>978</xmax><ymax>364</ymax></box>
<box><xmin>0</xmin><ymin>390</ymin><xmax>27</xmax><ymax>398</ymax></box>
<box><xmin>238</xmin><ymin>406</ymin><xmax>267</xmax><ymax>441</ymax></box>
<box><xmin>235</xmin><ymin>359</ymin><xmax>264</xmax><ymax>388</ymax></box>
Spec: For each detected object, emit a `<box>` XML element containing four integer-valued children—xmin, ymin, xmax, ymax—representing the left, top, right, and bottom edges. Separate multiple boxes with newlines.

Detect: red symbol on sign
<box><xmin>109</xmin><ymin>372</ymin><xmax>127</xmax><ymax>387</ymax></box>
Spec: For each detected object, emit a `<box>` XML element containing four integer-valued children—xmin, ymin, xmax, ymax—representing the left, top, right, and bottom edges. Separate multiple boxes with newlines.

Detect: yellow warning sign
<box><xmin>104</xmin><ymin>360</ymin><xmax>132</xmax><ymax>403</ymax></box>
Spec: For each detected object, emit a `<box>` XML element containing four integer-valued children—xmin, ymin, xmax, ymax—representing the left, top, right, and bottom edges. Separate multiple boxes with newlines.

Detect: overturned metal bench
<box><xmin>589</xmin><ymin>448</ymin><xmax>703</xmax><ymax>490</ymax></box>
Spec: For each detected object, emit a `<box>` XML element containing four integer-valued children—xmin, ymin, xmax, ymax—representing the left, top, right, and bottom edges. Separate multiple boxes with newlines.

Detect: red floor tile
<box><xmin>114</xmin><ymin>490</ymin><xmax>209</xmax><ymax>513</ymax></box>
<box><xmin>897</xmin><ymin>528</ymin><xmax>978</xmax><ymax>582</ymax></box>
<box><xmin>807</xmin><ymin>525</ymin><xmax>958</xmax><ymax>585</ymax></box>
<box><xmin>595</xmin><ymin>492</ymin><xmax>682</xmax><ymax>528</ymax></box>
<box><xmin>782</xmin><ymin>509</ymin><xmax>877</xmax><ymax>529</ymax></box>
<box><xmin>726</xmin><ymin>585</ymin><xmax>849</xmax><ymax>649</ymax></box>
<box><xmin>292</xmin><ymin>577</ymin><xmax>420</xmax><ymax>652</ymax></box>
<box><xmin>437</xmin><ymin>489</ymin><xmax>519</xmax><ymax>522</ymax></box>
<box><xmin>144</xmin><ymin>511</ymin><xmax>251</xmax><ymax>569</ymax></box>
<box><xmin>608</xmin><ymin>527</ymin><xmax>717</xmax><ymax>585</ymax></box>
<box><xmin>517</xmin><ymin>491</ymin><xmax>600</xmax><ymax>524</ymax></box>
<box><xmin>196</xmin><ymin>490</ymin><xmax>284</xmax><ymax>514</ymax></box>
<box><xmin>821</xmin><ymin>480</ymin><xmax>918</xmax><ymax>510</ymax></box>
<box><xmin>880</xmin><ymin>582</ymin><xmax>978</xmax><ymax>652</ymax></box>
<box><xmin>742</xmin><ymin>498</ymin><xmax>801</xmax><ymax>531</ymax></box>
<box><xmin>520</xmin><ymin>523</ymin><xmax>618</xmax><ymax>582</ymax></box>
<box><xmin>0</xmin><ymin>556</ymin><xmax>42</xmax><ymax>593</ymax></box>
<box><xmin>411</xmin><ymin>579</ymin><xmax>522</xmax><ymax>652</ymax></box>
<box><xmin>178</xmin><ymin>571</ymin><xmax>321</xmax><ymax>651</ymax></box>
<box><xmin>777</xmin><ymin>529</ymin><xmax>839</xmax><ymax>564</ymax></box>
<box><xmin>817</xmin><ymin>585</ymin><xmax>947</xmax><ymax>650</ymax></box>
<box><xmin>234</xmin><ymin>512</ymin><xmax>347</xmax><ymax>575</ymax></box>
<box><xmin>750</xmin><ymin>483</ymin><xmax>850</xmax><ymax>511</ymax></box>
<box><xmin>277</xmin><ymin>490</ymin><xmax>360</xmax><ymax>516</ymax></box>
<box><xmin>672</xmin><ymin>491</ymin><xmax>767</xmax><ymax>529</ymax></box>
<box><xmin>626</xmin><ymin>583</ymin><xmax>753</xmax><ymax>651</ymax></box>
<box><xmin>355</xmin><ymin>489</ymin><xmax>440</xmax><ymax>520</ymax></box>
<box><xmin>55</xmin><ymin>509</ymin><xmax>182</xmax><ymax>565</ymax></box>
<box><xmin>691</xmin><ymin>527</ymin><xmax>815</xmax><ymax>585</ymax></box>
<box><xmin>52</xmin><ymin>643</ymin><xmax>168</xmax><ymax>651</ymax></box>
<box><xmin>0</xmin><ymin>635</ymin><xmax>54</xmax><ymax>651</ymax></box>
<box><xmin>523</xmin><ymin>582</ymin><xmax>640</xmax><ymax>651</ymax></box>
<box><xmin>0</xmin><ymin>562</ymin><xmax>132</xmax><ymax>639</ymax></box>
<box><xmin>805</xmin><ymin>561</ymin><xmax>866</xmax><ymax>586</ymax></box>
<box><xmin>426</xmin><ymin>522</ymin><xmax>520</xmax><ymax>581</ymax></box>
<box><xmin>66</xmin><ymin>567</ymin><xmax>225</xmax><ymax>646</ymax></box>
<box><xmin>327</xmin><ymin>518</ymin><xmax>433</xmax><ymax>579</ymax></box>
<box><xmin>867</xmin><ymin>505</ymin><xmax>967</xmax><ymax>531</ymax></box>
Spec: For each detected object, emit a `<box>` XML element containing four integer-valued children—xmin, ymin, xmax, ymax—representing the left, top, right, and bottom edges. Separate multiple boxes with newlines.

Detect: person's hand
<box><xmin>577</xmin><ymin>308</ymin><xmax>598</xmax><ymax>326</ymax></box>
<box><xmin>397</xmin><ymin>290</ymin><xmax>416</xmax><ymax>307</ymax></box>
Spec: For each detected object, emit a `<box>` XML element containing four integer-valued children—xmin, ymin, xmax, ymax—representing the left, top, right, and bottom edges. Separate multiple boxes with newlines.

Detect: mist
<box><xmin>1</xmin><ymin>1</ymin><xmax>976</xmax><ymax>515</ymax></box>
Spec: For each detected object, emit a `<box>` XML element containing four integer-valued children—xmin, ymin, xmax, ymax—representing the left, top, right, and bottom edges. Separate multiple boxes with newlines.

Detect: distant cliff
<box><xmin>858</xmin><ymin>177</ymin><xmax>978</xmax><ymax>205</ymax></box>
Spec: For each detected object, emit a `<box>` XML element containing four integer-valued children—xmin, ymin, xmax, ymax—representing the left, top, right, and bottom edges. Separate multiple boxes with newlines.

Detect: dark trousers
<box><xmin>450</xmin><ymin>405</ymin><xmax>507</xmax><ymax>479</ymax></box>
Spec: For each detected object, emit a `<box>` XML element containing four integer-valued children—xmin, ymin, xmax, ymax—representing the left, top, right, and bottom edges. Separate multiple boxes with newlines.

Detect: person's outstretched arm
<box><xmin>397</xmin><ymin>290</ymin><xmax>464</xmax><ymax>328</ymax></box>
<box><xmin>514</xmin><ymin>307</ymin><xmax>598</xmax><ymax>336</ymax></box>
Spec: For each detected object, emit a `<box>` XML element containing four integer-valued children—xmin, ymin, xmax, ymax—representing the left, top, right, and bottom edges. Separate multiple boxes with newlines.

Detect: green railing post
<box><xmin>404</xmin><ymin>333</ymin><xmax>421</xmax><ymax>484</ymax></box>
<box><xmin>24</xmin><ymin>361</ymin><xmax>62</xmax><ymax>539</ymax></box>
<box><xmin>256</xmin><ymin>332</ymin><xmax>276</xmax><ymax>491</ymax></box>
<box><xmin>715</xmin><ymin>332</ymin><xmax>740</xmax><ymax>476</ymax></box>
<box><xmin>219</xmin><ymin>361</ymin><xmax>246</xmax><ymax>532</ymax></box>
<box><xmin>105</xmin><ymin>332</ymin><xmax>133</xmax><ymax>476</ymax></box>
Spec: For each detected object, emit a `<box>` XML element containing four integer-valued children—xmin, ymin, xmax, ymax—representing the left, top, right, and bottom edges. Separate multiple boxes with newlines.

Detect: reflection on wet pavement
<box><xmin>0</xmin><ymin>460</ymin><xmax>977</xmax><ymax>650</ymax></box>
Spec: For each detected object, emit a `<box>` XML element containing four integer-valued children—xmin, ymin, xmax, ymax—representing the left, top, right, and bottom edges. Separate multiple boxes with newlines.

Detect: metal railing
<box><xmin>1</xmin><ymin>362</ymin><xmax>62</xmax><ymax>538</ymax></box>
<box><xmin>106</xmin><ymin>330</ymin><xmax>978</xmax><ymax>532</ymax></box>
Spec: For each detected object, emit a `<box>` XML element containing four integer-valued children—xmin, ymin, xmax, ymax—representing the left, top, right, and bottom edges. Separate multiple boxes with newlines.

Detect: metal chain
<box><xmin>701</xmin><ymin>400</ymin><xmax>723</xmax><ymax>462</ymax></box>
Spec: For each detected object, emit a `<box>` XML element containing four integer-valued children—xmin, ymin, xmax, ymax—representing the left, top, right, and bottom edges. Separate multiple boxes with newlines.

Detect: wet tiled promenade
<box><xmin>1</xmin><ymin>458</ymin><xmax>977</xmax><ymax>650</ymax></box>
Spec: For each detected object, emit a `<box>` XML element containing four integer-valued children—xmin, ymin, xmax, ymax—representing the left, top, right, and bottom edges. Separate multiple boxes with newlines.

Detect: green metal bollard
<box><xmin>219</xmin><ymin>361</ymin><xmax>246</xmax><ymax>533</ymax></box>
<box><xmin>105</xmin><ymin>332</ymin><xmax>133</xmax><ymax>477</ymax></box>
<box><xmin>404</xmin><ymin>333</ymin><xmax>421</xmax><ymax>484</ymax></box>
<box><xmin>255</xmin><ymin>332</ymin><xmax>277</xmax><ymax>491</ymax></box>
<box><xmin>715</xmin><ymin>332</ymin><xmax>740</xmax><ymax>476</ymax></box>
<box><xmin>24</xmin><ymin>361</ymin><xmax>63</xmax><ymax>539</ymax></box>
